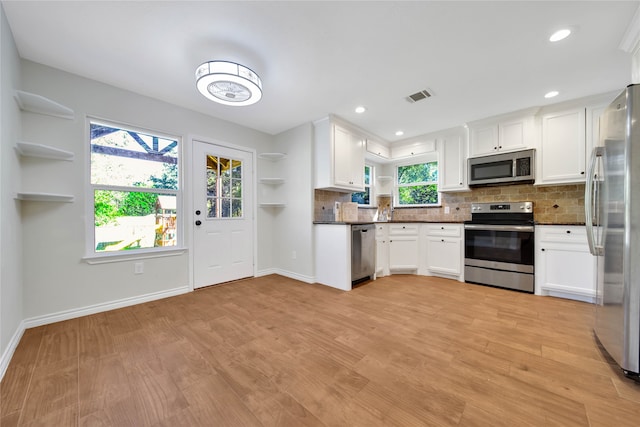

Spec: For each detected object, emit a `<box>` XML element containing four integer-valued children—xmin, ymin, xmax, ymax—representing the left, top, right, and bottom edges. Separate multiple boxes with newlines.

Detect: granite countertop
<box><xmin>313</xmin><ymin>220</ymin><xmax>465</xmax><ymax>225</ymax></box>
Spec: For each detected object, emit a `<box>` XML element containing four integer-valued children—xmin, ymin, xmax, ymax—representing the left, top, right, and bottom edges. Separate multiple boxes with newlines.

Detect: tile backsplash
<box><xmin>314</xmin><ymin>183</ymin><xmax>586</xmax><ymax>224</ymax></box>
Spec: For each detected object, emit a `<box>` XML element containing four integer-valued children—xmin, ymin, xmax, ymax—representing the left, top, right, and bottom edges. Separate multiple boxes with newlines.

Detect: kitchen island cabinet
<box><xmin>535</xmin><ymin>225</ymin><xmax>596</xmax><ymax>303</ymax></box>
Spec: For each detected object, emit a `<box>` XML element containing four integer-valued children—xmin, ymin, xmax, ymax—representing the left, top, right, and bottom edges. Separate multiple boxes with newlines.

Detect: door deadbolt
<box><xmin>195</xmin><ymin>210</ymin><xmax>201</xmax><ymax>215</ymax></box>
<box><xmin>195</xmin><ymin>220</ymin><xmax>202</xmax><ymax>226</ymax></box>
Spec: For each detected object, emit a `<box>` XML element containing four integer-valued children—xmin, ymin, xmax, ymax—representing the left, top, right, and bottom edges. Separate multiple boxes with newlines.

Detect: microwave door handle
<box><xmin>585</xmin><ymin>147</ymin><xmax>604</xmax><ymax>256</ymax></box>
<box><xmin>512</xmin><ymin>158</ymin><xmax>517</xmax><ymax>177</ymax></box>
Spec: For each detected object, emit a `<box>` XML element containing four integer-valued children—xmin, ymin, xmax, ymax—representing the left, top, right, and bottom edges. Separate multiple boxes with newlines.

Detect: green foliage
<box><xmin>94</xmin><ymin>190</ymin><xmax>120</xmax><ymax>226</ymax></box>
<box><xmin>118</xmin><ymin>191</ymin><xmax>158</xmax><ymax>216</ymax></box>
<box><xmin>149</xmin><ymin>163</ymin><xmax>178</xmax><ymax>190</ymax></box>
<box><xmin>397</xmin><ymin>162</ymin><xmax>438</xmax><ymax>184</ymax></box>
<box><xmin>397</xmin><ymin>161</ymin><xmax>439</xmax><ymax>205</ymax></box>
<box><xmin>398</xmin><ymin>184</ymin><xmax>439</xmax><ymax>205</ymax></box>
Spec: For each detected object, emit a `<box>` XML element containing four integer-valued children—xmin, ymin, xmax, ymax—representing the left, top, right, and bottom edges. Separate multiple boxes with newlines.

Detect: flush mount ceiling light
<box><xmin>549</xmin><ymin>29</ymin><xmax>571</xmax><ymax>42</ymax></box>
<box><xmin>395</xmin><ymin>130</ymin><xmax>404</xmax><ymax>137</ymax></box>
<box><xmin>545</xmin><ymin>90</ymin><xmax>559</xmax><ymax>99</ymax></box>
<box><xmin>355</xmin><ymin>106</ymin><xmax>367</xmax><ymax>114</ymax></box>
<box><xmin>196</xmin><ymin>60</ymin><xmax>262</xmax><ymax>106</ymax></box>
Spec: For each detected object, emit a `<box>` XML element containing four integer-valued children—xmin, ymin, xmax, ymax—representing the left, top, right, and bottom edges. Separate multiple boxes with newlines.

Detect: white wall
<box><xmin>19</xmin><ymin>60</ymin><xmax>275</xmax><ymax>321</ymax></box>
<box><xmin>0</xmin><ymin>4</ymin><xmax>24</xmax><ymax>374</ymax></box>
<box><xmin>271</xmin><ymin>123</ymin><xmax>315</xmax><ymax>282</ymax></box>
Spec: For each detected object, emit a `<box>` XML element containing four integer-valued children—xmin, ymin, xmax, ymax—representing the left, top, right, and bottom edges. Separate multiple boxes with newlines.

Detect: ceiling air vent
<box><xmin>407</xmin><ymin>89</ymin><xmax>432</xmax><ymax>103</ymax></box>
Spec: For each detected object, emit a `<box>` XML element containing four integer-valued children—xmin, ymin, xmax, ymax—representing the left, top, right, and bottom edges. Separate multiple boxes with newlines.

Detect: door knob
<box><xmin>195</xmin><ymin>220</ymin><xmax>202</xmax><ymax>226</ymax></box>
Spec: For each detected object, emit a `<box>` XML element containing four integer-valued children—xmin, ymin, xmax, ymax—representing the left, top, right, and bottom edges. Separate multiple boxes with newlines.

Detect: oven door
<box><xmin>464</xmin><ymin>224</ymin><xmax>535</xmax><ymax>292</ymax></box>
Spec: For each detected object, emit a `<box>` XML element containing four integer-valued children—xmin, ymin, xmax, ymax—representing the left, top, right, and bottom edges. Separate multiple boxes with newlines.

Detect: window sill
<box><xmin>82</xmin><ymin>247</ymin><xmax>187</xmax><ymax>264</ymax></box>
<box><xmin>393</xmin><ymin>204</ymin><xmax>442</xmax><ymax>209</ymax></box>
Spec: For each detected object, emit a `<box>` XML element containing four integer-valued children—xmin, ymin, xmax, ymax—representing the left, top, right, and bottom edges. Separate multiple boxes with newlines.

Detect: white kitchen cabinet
<box><xmin>366</xmin><ymin>139</ymin><xmax>390</xmax><ymax>159</ymax></box>
<box><xmin>535</xmin><ymin>225</ymin><xmax>596</xmax><ymax>303</ymax></box>
<box><xmin>314</xmin><ymin>224</ymin><xmax>352</xmax><ymax>291</ymax></box>
<box><xmin>388</xmin><ymin>224</ymin><xmax>419</xmax><ymax>271</ymax></box>
<box><xmin>391</xmin><ymin>139</ymin><xmax>436</xmax><ymax>159</ymax></box>
<box><xmin>439</xmin><ymin>129</ymin><xmax>467</xmax><ymax>191</ymax></box>
<box><xmin>314</xmin><ymin>116</ymin><xmax>365</xmax><ymax>192</ymax></box>
<box><xmin>375</xmin><ymin>223</ymin><xmax>389</xmax><ymax>277</ymax></box>
<box><xmin>538</xmin><ymin>108</ymin><xmax>587</xmax><ymax>184</ymax></box>
<box><xmin>586</xmin><ymin>104</ymin><xmax>607</xmax><ymax>153</ymax></box>
<box><xmin>424</xmin><ymin>224</ymin><xmax>463</xmax><ymax>277</ymax></box>
<box><xmin>468</xmin><ymin>110</ymin><xmax>537</xmax><ymax>157</ymax></box>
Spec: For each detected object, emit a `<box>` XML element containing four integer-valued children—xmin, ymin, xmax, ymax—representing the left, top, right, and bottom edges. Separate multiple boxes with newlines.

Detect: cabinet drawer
<box><xmin>389</xmin><ymin>224</ymin><xmax>419</xmax><ymax>235</ymax></box>
<box><xmin>537</xmin><ymin>226</ymin><xmax>587</xmax><ymax>244</ymax></box>
<box><xmin>425</xmin><ymin>224</ymin><xmax>461</xmax><ymax>237</ymax></box>
<box><xmin>375</xmin><ymin>223</ymin><xmax>388</xmax><ymax>239</ymax></box>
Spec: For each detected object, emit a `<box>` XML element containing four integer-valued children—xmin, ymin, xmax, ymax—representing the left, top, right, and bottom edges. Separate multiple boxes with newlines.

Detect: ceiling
<box><xmin>2</xmin><ymin>1</ymin><xmax>637</xmax><ymax>142</ymax></box>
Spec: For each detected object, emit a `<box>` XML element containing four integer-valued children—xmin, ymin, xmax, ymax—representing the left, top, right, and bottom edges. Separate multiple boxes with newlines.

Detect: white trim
<box><xmin>256</xmin><ymin>268</ymin><xmax>315</xmax><ymax>284</ymax></box>
<box><xmin>619</xmin><ymin>3</ymin><xmax>640</xmax><ymax>53</ymax></box>
<box><xmin>0</xmin><ymin>321</ymin><xmax>26</xmax><ymax>382</ymax></box>
<box><xmin>22</xmin><ymin>285</ymin><xmax>190</xmax><ymax>330</ymax></box>
<box><xmin>82</xmin><ymin>248</ymin><xmax>187</xmax><ymax>264</ymax></box>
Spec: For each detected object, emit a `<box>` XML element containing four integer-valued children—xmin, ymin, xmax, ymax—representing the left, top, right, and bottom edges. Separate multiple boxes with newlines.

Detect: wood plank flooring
<box><xmin>2</xmin><ymin>274</ymin><xmax>640</xmax><ymax>426</ymax></box>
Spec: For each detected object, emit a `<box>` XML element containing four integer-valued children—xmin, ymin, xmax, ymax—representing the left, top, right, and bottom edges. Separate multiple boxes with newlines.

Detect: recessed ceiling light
<box><xmin>395</xmin><ymin>130</ymin><xmax>404</xmax><ymax>137</ymax></box>
<box><xmin>355</xmin><ymin>106</ymin><xmax>366</xmax><ymax>114</ymax></box>
<box><xmin>549</xmin><ymin>29</ymin><xmax>571</xmax><ymax>42</ymax></box>
<box><xmin>544</xmin><ymin>91</ymin><xmax>559</xmax><ymax>99</ymax></box>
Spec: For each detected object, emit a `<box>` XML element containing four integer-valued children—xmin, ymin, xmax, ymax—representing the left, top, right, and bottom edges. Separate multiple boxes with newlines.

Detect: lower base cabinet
<box><xmin>424</xmin><ymin>224</ymin><xmax>463</xmax><ymax>277</ymax></box>
<box><xmin>535</xmin><ymin>225</ymin><xmax>596</xmax><ymax>303</ymax></box>
<box><xmin>389</xmin><ymin>237</ymin><xmax>419</xmax><ymax>271</ymax></box>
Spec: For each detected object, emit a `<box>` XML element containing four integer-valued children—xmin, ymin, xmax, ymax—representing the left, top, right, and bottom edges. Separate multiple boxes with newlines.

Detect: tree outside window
<box><xmin>396</xmin><ymin>161</ymin><xmax>439</xmax><ymax>206</ymax></box>
<box><xmin>90</xmin><ymin>121</ymin><xmax>180</xmax><ymax>252</ymax></box>
<box><xmin>352</xmin><ymin>165</ymin><xmax>371</xmax><ymax>205</ymax></box>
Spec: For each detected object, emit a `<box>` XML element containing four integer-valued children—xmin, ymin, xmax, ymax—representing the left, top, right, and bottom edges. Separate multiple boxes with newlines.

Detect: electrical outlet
<box><xmin>292</xmin><ymin>250</ymin><xmax>297</xmax><ymax>260</ymax></box>
<box><xmin>444</xmin><ymin>206</ymin><xmax>450</xmax><ymax>214</ymax></box>
<box><xmin>134</xmin><ymin>262</ymin><xmax>144</xmax><ymax>274</ymax></box>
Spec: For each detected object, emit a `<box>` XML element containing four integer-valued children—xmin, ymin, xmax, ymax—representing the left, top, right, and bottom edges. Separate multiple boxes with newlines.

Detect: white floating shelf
<box><xmin>258</xmin><ymin>152</ymin><xmax>287</xmax><ymax>161</ymax></box>
<box><xmin>15</xmin><ymin>90</ymin><xmax>74</xmax><ymax>120</ymax></box>
<box><xmin>15</xmin><ymin>192</ymin><xmax>74</xmax><ymax>202</ymax></box>
<box><xmin>259</xmin><ymin>203</ymin><xmax>286</xmax><ymax>208</ymax></box>
<box><xmin>377</xmin><ymin>175</ymin><xmax>393</xmax><ymax>182</ymax></box>
<box><xmin>16</xmin><ymin>141</ymin><xmax>74</xmax><ymax>161</ymax></box>
<box><xmin>259</xmin><ymin>178</ymin><xmax>285</xmax><ymax>185</ymax></box>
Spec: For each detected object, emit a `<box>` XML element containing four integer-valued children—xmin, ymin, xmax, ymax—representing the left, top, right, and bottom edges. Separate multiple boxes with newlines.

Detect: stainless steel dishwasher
<box><xmin>351</xmin><ymin>224</ymin><xmax>375</xmax><ymax>283</ymax></box>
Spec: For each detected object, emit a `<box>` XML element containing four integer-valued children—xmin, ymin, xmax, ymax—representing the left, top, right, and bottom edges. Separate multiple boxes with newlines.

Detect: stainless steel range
<box><xmin>464</xmin><ymin>201</ymin><xmax>535</xmax><ymax>293</ymax></box>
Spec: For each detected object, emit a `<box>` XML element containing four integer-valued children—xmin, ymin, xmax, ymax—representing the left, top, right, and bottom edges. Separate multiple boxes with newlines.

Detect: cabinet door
<box><xmin>333</xmin><ymin>125</ymin><xmax>364</xmax><ymax>190</ymax></box>
<box><xmin>586</xmin><ymin>104</ymin><xmax>607</xmax><ymax>154</ymax></box>
<box><xmin>469</xmin><ymin>125</ymin><xmax>498</xmax><ymax>157</ymax></box>
<box><xmin>440</xmin><ymin>133</ymin><xmax>466</xmax><ymax>191</ymax></box>
<box><xmin>537</xmin><ymin>244</ymin><xmax>596</xmax><ymax>303</ymax></box>
<box><xmin>426</xmin><ymin>237</ymin><xmax>461</xmax><ymax>275</ymax></box>
<box><xmin>376</xmin><ymin>239</ymin><xmax>389</xmax><ymax>276</ymax></box>
<box><xmin>540</xmin><ymin>109</ymin><xmax>586</xmax><ymax>184</ymax></box>
<box><xmin>389</xmin><ymin>237</ymin><xmax>419</xmax><ymax>270</ymax></box>
<box><xmin>499</xmin><ymin>119</ymin><xmax>526</xmax><ymax>152</ymax></box>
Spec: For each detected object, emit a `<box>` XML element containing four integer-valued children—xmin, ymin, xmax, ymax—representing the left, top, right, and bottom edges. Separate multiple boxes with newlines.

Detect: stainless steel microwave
<box><xmin>468</xmin><ymin>149</ymin><xmax>535</xmax><ymax>187</ymax></box>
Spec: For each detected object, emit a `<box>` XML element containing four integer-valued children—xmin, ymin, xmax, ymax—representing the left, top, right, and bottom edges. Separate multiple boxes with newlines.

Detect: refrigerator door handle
<box><xmin>585</xmin><ymin>147</ymin><xmax>604</xmax><ymax>256</ymax></box>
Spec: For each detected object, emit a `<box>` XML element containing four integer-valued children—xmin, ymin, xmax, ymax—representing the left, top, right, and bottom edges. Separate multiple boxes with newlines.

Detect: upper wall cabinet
<box><xmin>366</xmin><ymin>138</ymin><xmax>390</xmax><ymax>159</ymax></box>
<box><xmin>538</xmin><ymin>108</ymin><xmax>587</xmax><ymax>184</ymax></box>
<box><xmin>439</xmin><ymin>128</ymin><xmax>467</xmax><ymax>192</ymax></box>
<box><xmin>314</xmin><ymin>116</ymin><xmax>365</xmax><ymax>192</ymax></box>
<box><xmin>468</xmin><ymin>109</ymin><xmax>538</xmax><ymax>157</ymax></box>
<box><xmin>537</xmin><ymin>97</ymin><xmax>611</xmax><ymax>186</ymax></box>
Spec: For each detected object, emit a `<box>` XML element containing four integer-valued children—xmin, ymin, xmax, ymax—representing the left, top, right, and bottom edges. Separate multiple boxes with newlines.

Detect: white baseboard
<box><xmin>0</xmin><ymin>320</ymin><xmax>26</xmax><ymax>382</ymax></box>
<box><xmin>256</xmin><ymin>268</ymin><xmax>315</xmax><ymax>284</ymax></box>
<box><xmin>22</xmin><ymin>285</ymin><xmax>190</xmax><ymax>329</ymax></box>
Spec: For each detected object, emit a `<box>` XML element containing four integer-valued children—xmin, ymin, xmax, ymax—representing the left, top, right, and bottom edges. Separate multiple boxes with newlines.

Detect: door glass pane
<box><xmin>205</xmin><ymin>155</ymin><xmax>243</xmax><ymax>219</ymax></box>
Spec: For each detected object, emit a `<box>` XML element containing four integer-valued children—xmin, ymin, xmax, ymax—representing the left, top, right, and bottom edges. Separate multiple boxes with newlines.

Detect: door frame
<box><xmin>186</xmin><ymin>134</ymin><xmax>257</xmax><ymax>291</ymax></box>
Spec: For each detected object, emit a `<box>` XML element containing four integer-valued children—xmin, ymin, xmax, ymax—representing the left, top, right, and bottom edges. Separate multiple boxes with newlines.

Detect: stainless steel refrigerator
<box><xmin>586</xmin><ymin>84</ymin><xmax>640</xmax><ymax>379</ymax></box>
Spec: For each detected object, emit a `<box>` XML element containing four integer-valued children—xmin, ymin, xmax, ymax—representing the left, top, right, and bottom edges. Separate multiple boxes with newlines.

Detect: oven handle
<box><xmin>464</xmin><ymin>224</ymin><xmax>534</xmax><ymax>232</ymax></box>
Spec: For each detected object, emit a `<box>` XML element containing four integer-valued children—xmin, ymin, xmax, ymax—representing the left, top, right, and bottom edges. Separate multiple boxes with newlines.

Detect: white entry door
<box><xmin>193</xmin><ymin>140</ymin><xmax>254</xmax><ymax>288</ymax></box>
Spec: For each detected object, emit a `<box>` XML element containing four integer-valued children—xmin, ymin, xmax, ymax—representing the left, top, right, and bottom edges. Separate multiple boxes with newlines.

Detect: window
<box><xmin>89</xmin><ymin>120</ymin><xmax>180</xmax><ymax>253</ymax></box>
<box><xmin>395</xmin><ymin>160</ymin><xmax>439</xmax><ymax>206</ymax></box>
<box><xmin>206</xmin><ymin>156</ymin><xmax>243</xmax><ymax>218</ymax></box>
<box><xmin>352</xmin><ymin>165</ymin><xmax>372</xmax><ymax>205</ymax></box>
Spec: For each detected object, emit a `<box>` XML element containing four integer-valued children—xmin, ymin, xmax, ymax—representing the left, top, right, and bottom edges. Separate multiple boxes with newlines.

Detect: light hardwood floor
<box><xmin>2</xmin><ymin>274</ymin><xmax>640</xmax><ymax>426</ymax></box>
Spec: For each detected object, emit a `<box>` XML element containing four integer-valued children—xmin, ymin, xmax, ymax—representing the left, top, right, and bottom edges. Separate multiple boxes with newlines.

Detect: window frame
<box><xmin>84</xmin><ymin>117</ymin><xmax>184</xmax><ymax>261</ymax></box>
<box><xmin>352</xmin><ymin>164</ymin><xmax>374</xmax><ymax>207</ymax></box>
<box><xmin>393</xmin><ymin>154</ymin><xmax>440</xmax><ymax>207</ymax></box>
